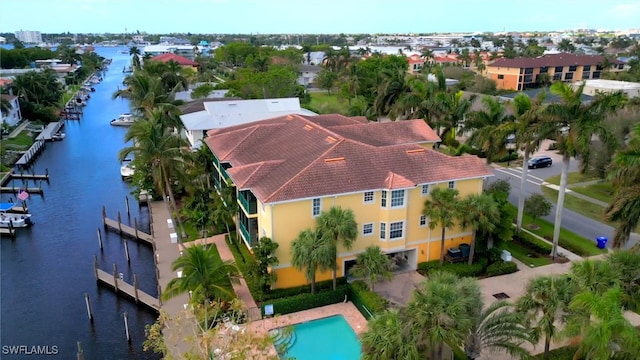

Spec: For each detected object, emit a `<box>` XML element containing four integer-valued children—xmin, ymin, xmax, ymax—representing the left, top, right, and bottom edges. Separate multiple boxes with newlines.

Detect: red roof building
<box><xmin>149</xmin><ymin>53</ymin><xmax>198</xmax><ymax>67</ymax></box>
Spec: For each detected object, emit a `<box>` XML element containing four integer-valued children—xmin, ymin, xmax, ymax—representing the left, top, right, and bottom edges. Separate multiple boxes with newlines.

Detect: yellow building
<box><xmin>205</xmin><ymin>114</ymin><xmax>493</xmax><ymax>289</ymax></box>
<box><xmin>487</xmin><ymin>53</ymin><xmax>625</xmax><ymax>91</ymax></box>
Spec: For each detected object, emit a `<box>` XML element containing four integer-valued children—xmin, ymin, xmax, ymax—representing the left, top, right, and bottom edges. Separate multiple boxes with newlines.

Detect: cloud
<box><xmin>609</xmin><ymin>2</ymin><xmax>640</xmax><ymax>17</ymax></box>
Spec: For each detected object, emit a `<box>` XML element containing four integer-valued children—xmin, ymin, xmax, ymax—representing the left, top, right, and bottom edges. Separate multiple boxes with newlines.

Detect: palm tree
<box><xmin>430</xmin><ymin>88</ymin><xmax>475</xmax><ymax>141</ymax></box>
<box><xmin>464</xmin><ymin>301</ymin><xmax>532</xmax><ymax>360</ymax></box>
<box><xmin>605</xmin><ymin>123</ymin><xmax>640</xmax><ymax>248</ymax></box>
<box><xmin>407</xmin><ymin>272</ymin><xmax>477</xmax><ymax>360</ymax></box>
<box><xmin>517</xmin><ymin>275</ymin><xmax>572</xmax><ymax>359</ymax></box>
<box><xmin>162</xmin><ymin>244</ymin><xmax>240</xmax><ymax>303</ymax></box>
<box><xmin>510</xmin><ymin>92</ymin><xmax>553</xmax><ymax>232</ymax></box>
<box><xmin>349</xmin><ymin>246</ymin><xmax>394</xmax><ymax>291</ymax></box>
<box><xmin>0</xmin><ymin>97</ymin><xmax>12</xmax><ymax>116</ymax></box>
<box><xmin>423</xmin><ymin>188</ymin><xmax>461</xmax><ymax>266</ymax></box>
<box><xmin>129</xmin><ymin>46</ymin><xmax>141</xmax><ymax>70</ymax></box>
<box><xmin>387</xmin><ymin>75</ymin><xmax>431</xmax><ymax>121</ymax></box>
<box><xmin>459</xmin><ymin>193</ymin><xmax>499</xmax><ymax>265</ymax></box>
<box><xmin>316</xmin><ymin>206</ymin><xmax>358</xmax><ymax>290</ymax></box>
<box><xmin>361</xmin><ymin>309</ymin><xmax>420</xmax><ymax>360</ymax></box>
<box><xmin>374</xmin><ymin>67</ymin><xmax>413</xmax><ymax>118</ymax></box>
<box><xmin>290</xmin><ymin>229</ymin><xmax>334</xmax><ymax>294</ymax></box>
<box><xmin>464</xmin><ymin>96</ymin><xmax>515</xmax><ymax>164</ymax></box>
<box><xmin>568</xmin><ymin>258</ymin><xmax>618</xmax><ymax>295</ymax></box>
<box><xmin>545</xmin><ymin>82</ymin><xmax>626</xmax><ymax>258</ymax></box>
<box><xmin>564</xmin><ymin>288</ymin><xmax>640</xmax><ymax>359</ymax></box>
<box><xmin>606</xmin><ymin>250</ymin><xmax>640</xmax><ymax>311</ymax></box>
<box><xmin>113</xmin><ymin>71</ymin><xmax>180</xmax><ymax>118</ymax></box>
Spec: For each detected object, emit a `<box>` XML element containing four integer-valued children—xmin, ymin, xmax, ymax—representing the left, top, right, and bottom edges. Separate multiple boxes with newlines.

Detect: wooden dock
<box><xmin>103</xmin><ymin>216</ymin><xmax>153</xmax><ymax>244</ymax></box>
<box><xmin>0</xmin><ymin>186</ymin><xmax>44</xmax><ymax>194</ymax></box>
<box><xmin>11</xmin><ymin>172</ymin><xmax>49</xmax><ymax>181</ymax></box>
<box><xmin>0</xmin><ymin>227</ymin><xmax>16</xmax><ymax>238</ymax></box>
<box><xmin>95</xmin><ymin>268</ymin><xmax>159</xmax><ymax>311</ymax></box>
<box><xmin>36</xmin><ymin>121</ymin><xmax>64</xmax><ymax>141</ymax></box>
<box><xmin>15</xmin><ymin>139</ymin><xmax>46</xmax><ymax>168</ymax></box>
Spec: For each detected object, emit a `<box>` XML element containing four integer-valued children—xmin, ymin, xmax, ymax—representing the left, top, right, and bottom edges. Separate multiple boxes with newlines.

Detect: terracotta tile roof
<box><xmin>150</xmin><ymin>53</ymin><xmax>198</xmax><ymax>66</ymax></box>
<box><xmin>205</xmin><ymin>114</ymin><xmax>491</xmax><ymax>203</ymax></box>
<box><xmin>0</xmin><ymin>94</ymin><xmax>17</xmax><ymax>101</ymax></box>
<box><xmin>488</xmin><ymin>53</ymin><xmax>623</xmax><ymax>69</ymax></box>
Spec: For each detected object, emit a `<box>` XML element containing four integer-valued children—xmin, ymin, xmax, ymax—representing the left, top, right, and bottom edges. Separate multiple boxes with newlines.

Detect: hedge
<box><xmin>514</xmin><ymin>231</ymin><xmax>553</xmax><ymax>255</ymax></box>
<box><xmin>261</xmin><ymin>285</ymin><xmax>349</xmax><ymax>316</ymax></box>
<box><xmin>349</xmin><ymin>280</ymin><xmax>387</xmax><ymax>317</ymax></box>
<box><xmin>261</xmin><ymin>278</ymin><xmax>348</xmax><ymax>302</ymax></box>
<box><xmin>417</xmin><ymin>258</ymin><xmax>487</xmax><ymax>278</ymax></box>
<box><xmin>485</xmin><ymin>261</ymin><xmax>518</xmax><ymax>277</ymax></box>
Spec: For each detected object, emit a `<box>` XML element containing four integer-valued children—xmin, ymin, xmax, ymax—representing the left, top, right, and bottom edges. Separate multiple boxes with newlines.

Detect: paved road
<box><xmin>489</xmin><ymin>164</ymin><xmax>639</xmax><ymax>250</ymax></box>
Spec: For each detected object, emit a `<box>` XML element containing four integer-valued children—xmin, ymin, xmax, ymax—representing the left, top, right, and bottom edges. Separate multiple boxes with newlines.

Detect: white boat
<box><xmin>120</xmin><ymin>160</ymin><xmax>135</xmax><ymax>180</ymax></box>
<box><xmin>0</xmin><ymin>203</ymin><xmax>33</xmax><ymax>228</ymax></box>
<box><xmin>52</xmin><ymin>132</ymin><xmax>66</xmax><ymax>141</ymax></box>
<box><xmin>110</xmin><ymin>113</ymin><xmax>135</xmax><ymax>126</ymax></box>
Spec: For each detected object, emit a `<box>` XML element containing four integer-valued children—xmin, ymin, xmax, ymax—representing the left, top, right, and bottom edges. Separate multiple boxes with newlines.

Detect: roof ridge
<box><xmin>218</xmin><ymin>126</ymin><xmax>261</xmax><ymax>159</ymax></box>
<box><xmin>264</xmin><ymin>138</ymin><xmax>345</xmax><ymax>202</ymax></box>
<box><xmin>296</xmin><ymin>114</ymin><xmax>348</xmax><ymax>141</ymax></box>
<box><xmin>233</xmin><ymin>159</ymin><xmax>284</xmax><ymax>188</ymax></box>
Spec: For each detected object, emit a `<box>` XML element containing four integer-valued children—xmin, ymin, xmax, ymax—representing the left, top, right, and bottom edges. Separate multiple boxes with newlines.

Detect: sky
<box><xmin>2</xmin><ymin>0</ymin><xmax>640</xmax><ymax>35</ymax></box>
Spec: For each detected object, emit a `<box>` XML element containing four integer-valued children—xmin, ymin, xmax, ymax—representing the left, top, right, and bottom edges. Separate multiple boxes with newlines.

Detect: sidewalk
<box><xmin>543</xmin><ymin>182</ymin><xmax>608</xmax><ymax>207</ymax></box>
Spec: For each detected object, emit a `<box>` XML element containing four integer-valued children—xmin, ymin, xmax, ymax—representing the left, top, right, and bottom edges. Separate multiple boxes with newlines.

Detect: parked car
<box><xmin>528</xmin><ymin>156</ymin><xmax>553</xmax><ymax>169</ymax></box>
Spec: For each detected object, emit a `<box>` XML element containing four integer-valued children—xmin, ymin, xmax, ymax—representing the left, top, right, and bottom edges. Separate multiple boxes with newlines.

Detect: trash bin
<box><xmin>596</xmin><ymin>236</ymin><xmax>608</xmax><ymax>249</ymax></box>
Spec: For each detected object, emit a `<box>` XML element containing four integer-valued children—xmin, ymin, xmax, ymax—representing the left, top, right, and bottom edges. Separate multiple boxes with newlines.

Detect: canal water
<box><xmin>1</xmin><ymin>47</ymin><xmax>160</xmax><ymax>360</ymax></box>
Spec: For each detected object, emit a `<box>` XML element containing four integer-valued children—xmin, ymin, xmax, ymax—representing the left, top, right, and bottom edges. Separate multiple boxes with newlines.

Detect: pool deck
<box><xmin>249</xmin><ymin>302</ymin><xmax>368</xmax><ymax>336</ymax></box>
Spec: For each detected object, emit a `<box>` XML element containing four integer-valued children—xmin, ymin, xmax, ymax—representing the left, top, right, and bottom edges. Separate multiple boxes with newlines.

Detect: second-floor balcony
<box><xmin>238</xmin><ymin>190</ymin><xmax>257</xmax><ymax>214</ymax></box>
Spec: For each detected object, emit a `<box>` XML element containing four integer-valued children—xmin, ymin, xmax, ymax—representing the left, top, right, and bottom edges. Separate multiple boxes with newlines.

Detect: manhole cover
<box><xmin>493</xmin><ymin>292</ymin><xmax>510</xmax><ymax>299</ymax></box>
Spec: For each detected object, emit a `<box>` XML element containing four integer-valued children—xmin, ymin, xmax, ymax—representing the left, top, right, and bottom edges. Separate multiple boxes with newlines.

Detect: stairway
<box><xmin>269</xmin><ymin>327</ymin><xmax>297</xmax><ymax>354</ymax></box>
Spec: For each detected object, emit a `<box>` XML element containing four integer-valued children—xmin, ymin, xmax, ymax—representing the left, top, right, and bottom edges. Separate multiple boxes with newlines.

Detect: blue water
<box><xmin>284</xmin><ymin>315</ymin><xmax>361</xmax><ymax>360</ymax></box>
<box><xmin>1</xmin><ymin>47</ymin><xmax>159</xmax><ymax>359</ymax></box>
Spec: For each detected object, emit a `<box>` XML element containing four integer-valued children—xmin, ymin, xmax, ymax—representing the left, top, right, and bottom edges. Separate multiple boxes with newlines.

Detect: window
<box><xmin>583</xmin><ymin>65</ymin><xmax>591</xmax><ymax>72</ymax></box>
<box><xmin>582</xmin><ymin>71</ymin><xmax>591</xmax><ymax>79</ymax></box>
<box><xmin>448</xmin><ymin>181</ymin><xmax>455</xmax><ymax>189</ymax></box>
<box><xmin>389</xmin><ymin>221</ymin><xmax>404</xmax><ymax>239</ymax></box>
<box><xmin>421</xmin><ymin>184</ymin><xmax>430</xmax><ymax>195</ymax></box>
<box><xmin>564</xmin><ymin>72</ymin><xmax>573</xmax><ymax>80</ymax></box>
<box><xmin>593</xmin><ymin>71</ymin><xmax>601</xmax><ymax>79</ymax></box>
<box><xmin>312</xmin><ymin>198</ymin><xmax>321</xmax><ymax>217</ymax></box>
<box><xmin>497</xmin><ymin>74</ymin><xmax>504</xmax><ymax>79</ymax></box>
<box><xmin>596</xmin><ymin>65</ymin><xmax>604</xmax><ymax>71</ymax></box>
<box><xmin>363</xmin><ymin>191</ymin><xmax>374</xmax><ymax>204</ymax></box>
<box><xmin>523</xmin><ymin>75</ymin><xmax>533</xmax><ymax>83</ymax></box>
<box><xmin>618</xmin><ymin>64</ymin><xmax>624</xmax><ymax>70</ymax></box>
<box><xmin>381</xmin><ymin>191</ymin><xmax>387</xmax><ymax>207</ymax></box>
<box><xmin>390</xmin><ymin>190</ymin><xmax>405</xmax><ymax>207</ymax></box>
<box><xmin>363</xmin><ymin>223</ymin><xmax>374</xmax><ymax>236</ymax></box>
<box><xmin>524</xmin><ymin>68</ymin><xmax>533</xmax><ymax>74</ymax></box>
<box><xmin>554</xmin><ymin>66</ymin><xmax>564</xmax><ymax>73</ymax></box>
<box><xmin>553</xmin><ymin>73</ymin><xmax>562</xmax><ymax>81</ymax></box>
<box><xmin>569</xmin><ymin>65</ymin><xmax>577</xmax><ymax>72</ymax></box>
<box><xmin>419</xmin><ymin>215</ymin><xmax>427</xmax><ymax>227</ymax></box>
<box><xmin>540</xmin><ymin>66</ymin><xmax>549</xmax><ymax>73</ymax></box>
<box><xmin>380</xmin><ymin>223</ymin><xmax>386</xmax><ymax>240</ymax></box>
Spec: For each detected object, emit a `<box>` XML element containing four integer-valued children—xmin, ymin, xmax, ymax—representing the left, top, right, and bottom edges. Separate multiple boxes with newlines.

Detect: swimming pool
<box><xmin>277</xmin><ymin>315</ymin><xmax>361</xmax><ymax>360</ymax></box>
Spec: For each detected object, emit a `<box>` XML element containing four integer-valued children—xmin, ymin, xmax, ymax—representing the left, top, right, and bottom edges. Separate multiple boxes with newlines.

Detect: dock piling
<box><xmin>157</xmin><ymin>285</ymin><xmax>163</xmax><ymax>306</ymax></box>
<box><xmin>76</xmin><ymin>342</ymin><xmax>84</xmax><ymax>360</ymax></box>
<box><xmin>117</xmin><ymin>211</ymin><xmax>122</xmax><ymax>234</ymax></box>
<box><xmin>101</xmin><ymin>206</ymin><xmax>106</xmax><ymax>227</ymax></box>
<box><xmin>133</xmin><ymin>274</ymin><xmax>139</xmax><ymax>303</ymax></box>
<box><xmin>123</xmin><ymin>312</ymin><xmax>131</xmax><ymax>343</ymax></box>
<box><xmin>123</xmin><ymin>239</ymin><xmax>130</xmax><ymax>263</ymax></box>
<box><xmin>84</xmin><ymin>293</ymin><xmax>94</xmax><ymax>322</ymax></box>
<box><xmin>97</xmin><ymin>228</ymin><xmax>103</xmax><ymax>250</ymax></box>
<box><xmin>134</xmin><ymin>218</ymin><xmax>139</xmax><ymax>239</ymax></box>
<box><xmin>125</xmin><ymin>196</ymin><xmax>130</xmax><ymax>216</ymax></box>
<box><xmin>112</xmin><ymin>263</ymin><xmax>119</xmax><ymax>292</ymax></box>
<box><xmin>93</xmin><ymin>255</ymin><xmax>98</xmax><ymax>279</ymax></box>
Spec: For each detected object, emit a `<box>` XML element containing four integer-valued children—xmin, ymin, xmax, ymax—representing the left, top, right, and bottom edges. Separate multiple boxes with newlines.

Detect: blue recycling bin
<box><xmin>596</xmin><ymin>236</ymin><xmax>608</xmax><ymax>249</ymax></box>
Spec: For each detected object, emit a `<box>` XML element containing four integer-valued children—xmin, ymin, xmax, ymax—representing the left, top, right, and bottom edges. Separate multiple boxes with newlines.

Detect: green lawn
<box><xmin>309</xmin><ymin>92</ymin><xmax>350</xmax><ymax>115</ymax></box>
<box><xmin>541</xmin><ymin>187</ymin><xmax>608</xmax><ymax>223</ymax></box>
<box><xmin>1</xmin><ymin>131</ymin><xmax>34</xmax><ymax>156</ymax></box>
<box><xmin>545</xmin><ymin>172</ymin><xmax>599</xmax><ymax>186</ymax></box>
<box><xmin>507</xmin><ymin>203</ymin><xmax>606</xmax><ymax>257</ymax></box>
<box><xmin>570</xmin><ymin>181</ymin><xmax>614</xmax><ymax>203</ymax></box>
<box><xmin>503</xmin><ymin>241</ymin><xmax>553</xmax><ymax>267</ymax></box>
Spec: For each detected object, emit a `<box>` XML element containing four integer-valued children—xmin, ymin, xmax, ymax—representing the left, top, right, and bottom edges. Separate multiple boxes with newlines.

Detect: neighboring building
<box><xmin>205</xmin><ymin>114</ymin><xmax>492</xmax><ymax>289</ymax></box>
<box><xmin>149</xmin><ymin>53</ymin><xmax>198</xmax><ymax>72</ymax></box>
<box><xmin>174</xmin><ymin>88</ymin><xmax>228</xmax><ymax>102</ymax></box>
<box><xmin>179</xmin><ymin>97</ymin><xmax>316</xmax><ymax>149</ymax></box>
<box><xmin>143</xmin><ymin>45</ymin><xmax>198</xmax><ymax>60</ymax></box>
<box><xmin>0</xmin><ymin>36</ymin><xmax>6</xmax><ymax>44</ymax></box>
<box><xmin>407</xmin><ymin>54</ymin><xmax>425</xmax><ymax>74</ymax></box>
<box><xmin>15</xmin><ymin>30</ymin><xmax>42</xmax><ymax>44</ymax></box>
<box><xmin>576</xmin><ymin>79</ymin><xmax>640</xmax><ymax>98</ymax></box>
<box><xmin>487</xmin><ymin>53</ymin><xmax>625</xmax><ymax>91</ymax></box>
<box><xmin>297</xmin><ymin>64</ymin><xmax>322</xmax><ymax>87</ymax></box>
<box><xmin>1</xmin><ymin>94</ymin><xmax>22</xmax><ymax>126</ymax></box>
<box><xmin>132</xmin><ymin>35</ymin><xmax>145</xmax><ymax>43</ymax></box>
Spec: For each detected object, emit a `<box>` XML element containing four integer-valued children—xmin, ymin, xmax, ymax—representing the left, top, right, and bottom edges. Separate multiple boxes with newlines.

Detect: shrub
<box><xmin>514</xmin><ymin>232</ymin><xmax>552</xmax><ymax>255</ymax></box>
<box><xmin>418</xmin><ymin>258</ymin><xmax>487</xmax><ymax>278</ymax></box>
<box><xmin>261</xmin><ymin>278</ymin><xmax>347</xmax><ymax>302</ymax></box>
<box><xmin>349</xmin><ymin>280</ymin><xmax>387</xmax><ymax>316</ymax></box>
<box><xmin>547</xmin><ymin>142</ymin><xmax>558</xmax><ymax>151</ymax></box>
<box><xmin>486</xmin><ymin>261</ymin><xmax>518</xmax><ymax>277</ymax></box>
<box><xmin>261</xmin><ymin>285</ymin><xmax>349</xmax><ymax>316</ymax></box>
<box><xmin>492</xmin><ymin>152</ymin><xmax>519</xmax><ymax>163</ymax></box>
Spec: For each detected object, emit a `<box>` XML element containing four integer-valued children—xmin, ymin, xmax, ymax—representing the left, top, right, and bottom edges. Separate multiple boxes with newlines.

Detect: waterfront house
<box><xmin>204</xmin><ymin>114</ymin><xmax>493</xmax><ymax>289</ymax></box>
<box><xmin>149</xmin><ymin>53</ymin><xmax>199</xmax><ymax>73</ymax></box>
<box><xmin>179</xmin><ymin>97</ymin><xmax>316</xmax><ymax>149</ymax></box>
<box><xmin>0</xmin><ymin>94</ymin><xmax>21</xmax><ymax>126</ymax></box>
<box><xmin>297</xmin><ymin>64</ymin><xmax>322</xmax><ymax>87</ymax></box>
<box><xmin>486</xmin><ymin>53</ymin><xmax>625</xmax><ymax>91</ymax></box>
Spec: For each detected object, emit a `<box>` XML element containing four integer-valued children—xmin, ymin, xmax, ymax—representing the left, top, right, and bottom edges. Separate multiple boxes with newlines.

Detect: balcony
<box><xmin>239</xmin><ymin>222</ymin><xmax>253</xmax><ymax>246</ymax></box>
<box><xmin>238</xmin><ymin>190</ymin><xmax>258</xmax><ymax>214</ymax></box>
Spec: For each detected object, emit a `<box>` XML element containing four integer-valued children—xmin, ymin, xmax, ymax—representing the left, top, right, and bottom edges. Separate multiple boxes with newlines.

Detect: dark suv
<box><xmin>528</xmin><ymin>156</ymin><xmax>552</xmax><ymax>169</ymax></box>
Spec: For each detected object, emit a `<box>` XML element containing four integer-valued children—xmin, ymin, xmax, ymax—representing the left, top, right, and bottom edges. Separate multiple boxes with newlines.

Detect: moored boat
<box><xmin>110</xmin><ymin>113</ymin><xmax>134</xmax><ymax>126</ymax></box>
<box><xmin>0</xmin><ymin>203</ymin><xmax>33</xmax><ymax>228</ymax></box>
<box><xmin>120</xmin><ymin>159</ymin><xmax>135</xmax><ymax>179</ymax></box>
